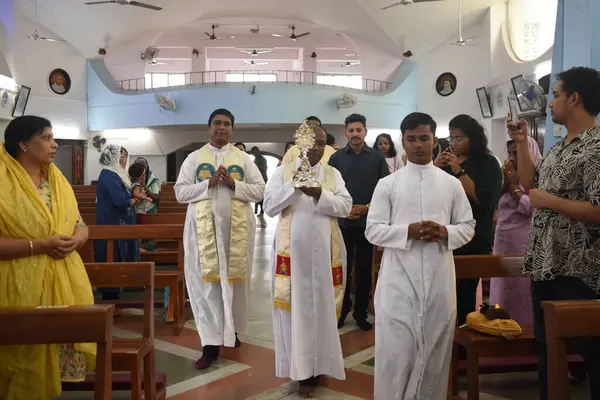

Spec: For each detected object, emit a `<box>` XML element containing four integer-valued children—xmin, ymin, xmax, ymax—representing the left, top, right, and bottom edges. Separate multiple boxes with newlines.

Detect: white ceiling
<box><xmin>15</xmin><ymin>0</ymin><xmax>495</xmax><ymax>60</ymax></box>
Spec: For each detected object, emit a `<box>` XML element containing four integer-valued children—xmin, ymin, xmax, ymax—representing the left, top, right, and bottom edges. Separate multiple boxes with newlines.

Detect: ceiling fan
<box><xmin>272</xmin><ymin>25</ymin><xmax>310</xmax><ymax>41</ymax></box>
<box><xmin>244</xmin><ymin>60</ymin><xmax>269</xmax><ymax>66</ymax></box>
<box><xmin>203</xmin><ymin>25</ymin><xmax>235</xmax><ymax>41</ymax></box>
<box><xmin>450</xmin><ymin>0</ymin><xmax>475</xmax><ymax>47</ymax></box>
<box><xmin>150</xmin><ymin>60</ymin><xmax>168</xmax><ymax>65</ymax></box>
<box><xmin>27</xmin><ymin>1</ymin><xmax>63</xmax><ymax>42</ymax></box>
<box><xmin>381</xmin><ymin>0</ymin><xmax>443</xmax><ymax>10</ymax></box>
<box><xmin>342</xmin><ymin>61</ymin><xmax>360</xmax><ymax>67</ymax></box>
<box><xmin>85</xmin><ymin>0</ymin><xmax>162</xmax><ymax>10</ymax></box>
<box><xmin>239</xmin><ymin>48</ymin><xmax>273</xmax><ymax>56</ymax></box>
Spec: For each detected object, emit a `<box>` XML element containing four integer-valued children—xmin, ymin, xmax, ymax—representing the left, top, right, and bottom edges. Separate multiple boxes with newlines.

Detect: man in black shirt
<box><xmin>329</xmin><ymin>113</ymin><xmax>390</xmax><ymax>331</ymax></box>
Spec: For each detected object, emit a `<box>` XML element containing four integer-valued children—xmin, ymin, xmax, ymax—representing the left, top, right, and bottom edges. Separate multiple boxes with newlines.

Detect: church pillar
<box><xmin>545</xmin><ymin>0</ymin><xmax>600</xmax><ymax>152</ymax></box>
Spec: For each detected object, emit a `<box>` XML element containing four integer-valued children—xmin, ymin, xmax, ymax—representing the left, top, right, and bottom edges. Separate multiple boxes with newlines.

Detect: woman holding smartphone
<box><xmin>434</xmin><ymin>115</ymin><xmax>502</xmax><ymax>330</ymax></box>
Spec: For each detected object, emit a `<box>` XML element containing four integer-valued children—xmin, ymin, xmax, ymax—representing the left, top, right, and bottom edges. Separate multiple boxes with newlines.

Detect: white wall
<box><xmin>2</xmin><ymin>7</ymin><xmax>88</xmax><ymax>140</ymax></box>
<box><xmin>0</xmin><ymin>117</ymin><xmax>9</xmax><ymax>141</ymax></box>
<box><xmin>417</xmin><ymin>17</ymin><xmax>492</xmax><ymax>140</ymax></box>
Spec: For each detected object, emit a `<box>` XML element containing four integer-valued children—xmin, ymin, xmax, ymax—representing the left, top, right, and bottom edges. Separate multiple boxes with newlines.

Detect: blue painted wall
<box><xmin>545</xmin><ymin>0</ymin><xmax>600</xmax><ymax>152</ymax></box>
<box><xmin>87</xmin><ymin>60</ymin><xmax>419</xmax><ymax>131</ymax></box>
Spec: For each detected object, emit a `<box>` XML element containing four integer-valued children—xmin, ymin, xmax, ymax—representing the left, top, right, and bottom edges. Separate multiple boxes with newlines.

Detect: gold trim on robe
<box><xmin>194</xmin><ymin>144</ymin><xmax>249</xmax><ymax>283</ymax></box>
<box><xmin>274</xmin><ymin>163</ymin><xmax>344</xmax><ymax>317</ymax></box>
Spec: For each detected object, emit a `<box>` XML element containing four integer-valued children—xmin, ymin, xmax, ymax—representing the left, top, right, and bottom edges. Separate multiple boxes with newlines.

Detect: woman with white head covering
<box><xmin>95</xmin><ymin>145</ymin><xmax>139</xmax><ymax>300</ymax></box>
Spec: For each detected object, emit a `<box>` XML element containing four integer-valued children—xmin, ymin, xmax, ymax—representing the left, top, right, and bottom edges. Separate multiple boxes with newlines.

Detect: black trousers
<box><xmin>341</xmin><ymin>227</ymin><xmax>373</xmax><ymax>322</ymax></box>
<box><xmin>255</xmin><ymin>201</ymin><xmax>264</xmax><ymax>214</ymax></box>
<box><xmin>455</xmin><ymin>240</ymin><xmax>491</xmax><ymax>326</ymax></box>
<box><xmin>531</xmin><ymin>276</ymin><xmax>600</xmax><ymax>400</ymax></box>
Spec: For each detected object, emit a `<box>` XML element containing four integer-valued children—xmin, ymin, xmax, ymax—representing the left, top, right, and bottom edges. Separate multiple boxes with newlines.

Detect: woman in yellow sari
<box><xmin>0</xmin><ymin>116</ymin><xmax>95</xmax><ymax>400</ymax></box>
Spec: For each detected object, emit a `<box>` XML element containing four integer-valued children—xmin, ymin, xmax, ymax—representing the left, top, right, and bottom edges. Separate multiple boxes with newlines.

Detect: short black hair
<box><xmin>284</xmin><ymin>141</ymin><xmax>295</xmax><ymax>152</ymax></box>
<box><xmin>400</xmin><ymin>112</ymin><xmax>437</xmax><ymax>135</ymax></box>
<box><xmin>556</xmin><ymin>66</ymin><xmax>600</xmax><ymax>116</ymax></box>
<box><xmin>326</xmin><ymin>133</ymin><xmax>335</xmax><ymax>146</ymax></box>
<box><xmin>208</xmin><ymin>108</ymin><xmax>235</xmax><ymax>127</ymax></box>
<box><xmin>306</xmin><ymin>116</ymin><xmax>322</xmax><ymax>125</ymax></box>
<box><xmin>128</xmin><ymin>162</ymin><xmax>145</xmax><ymax>179</ymax></box>
<box><xmin>4</xmin><ymin>115</ymin><xmax>52</xmax><ymax>158</ymax></box>
<box><xmin>251</xmin><ymin>146</ymin><xmax>260</xmax><ymax>152</ymax></box>
<box><xmin>234</xmin><ymin>142</ymin><xmax>246</xmax><ymax>151</ymax></box>
<box><xmin>344</xmin><ymin>113</ymin><xmax>366</xmax><ymax>129</ymax></box>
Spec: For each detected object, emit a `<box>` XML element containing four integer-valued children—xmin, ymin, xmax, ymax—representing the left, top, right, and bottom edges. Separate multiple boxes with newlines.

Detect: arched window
<box><xmin>504</xmin><ymin>0</ymin><xmax>558</xmax><ymax>63</ymax></box>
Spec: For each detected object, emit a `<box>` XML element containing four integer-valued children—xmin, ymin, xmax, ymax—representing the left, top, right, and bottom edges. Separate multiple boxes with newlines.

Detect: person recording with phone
<box><xmin>509</xmin><ymin>66</ymin><xmax>600</xmax><ymax>400</ymax></box>
<box><xmin>434</xmin><ymin>115</ymin><xmax>502</xmax><ymax>334</ymax></box>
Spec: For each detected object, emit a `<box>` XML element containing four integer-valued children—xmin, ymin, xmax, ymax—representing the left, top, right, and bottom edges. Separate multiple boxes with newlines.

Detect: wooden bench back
<box><xmin>79</xmin><ymin>225</ymin><xmax>184</xmax><ymax>268</ymax></box>
<box><xmin>543</xmin><ymin>300</ymin><xmax>600</xmax><ymax>400</ymax></box>
<box><xmin>454</xmin><ymin>255</ymin><xmax>525</xmax><ymax>278</ymax></box>
<box><xmin>0</xmin><ymin>304</ymin><xmax>114</xmax><ymax>400</ymax></box>
<box><xmin>86</xmin><ymin>262</ymin><xmax>154</xmax><ymax>339</ymax></box>
<box><xmin>136</xmin><ymin>213</ymin><xmax>186</xmax><ymax>225</ymax></box>
<box><xmin>372</xmin><ymin>250</ymin><xmax>525</xmax><ymax>279</ymax></box>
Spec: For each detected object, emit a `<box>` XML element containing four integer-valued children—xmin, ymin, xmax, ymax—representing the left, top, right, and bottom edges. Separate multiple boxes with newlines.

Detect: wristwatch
<box><xmin>454</xmin><ymin>169</ymin><xmax>466</xmax><ymax>179</ymax></box>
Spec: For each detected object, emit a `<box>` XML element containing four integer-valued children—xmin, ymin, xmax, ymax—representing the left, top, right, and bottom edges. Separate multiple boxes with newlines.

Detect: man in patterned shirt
<box><xmin>509</xmin><ymin>66</ymin><xmax>600</xmax><ymax>400</ymax></box>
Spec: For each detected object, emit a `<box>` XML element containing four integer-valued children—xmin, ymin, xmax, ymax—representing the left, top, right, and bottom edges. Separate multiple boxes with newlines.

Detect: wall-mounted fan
<box><xmin>382</xmin><ymin>0</ymin><xmax>443</xmax><ymax>10</ymax></box>
<box><xmin>511</xmin><ymin>76</ymin><xmax>547</xmax><ymax>113</ymax></box>
<box><xmin>272</xmin><ymin>25</ymin><xmax>310</xmax><ymax>41</ymax></box>
<box><xmin>91</xmin><ymin>135</ymin><xmax>107</xmax><ymax>152</ymax></box>
<box><xmin>244</xmin><ymin>60</ymin><xmax>269</xmax><ymax>66</ymax></box>
<box><xmin>238</xmin><ymin>49</ymin><xmax>273</xmax><ymax>56</ymax></box>
<box><xmin>141</xmin><ymin>46</ymin><xmax>159</xmax><ymax>62</ymax></box>
<box><xmin>155</xmin><ymin>93</ymin><xmax>176</xmax><ymax>111</ymax></box>
<box><xmin>85</xmin><ymin>0</ymin><xmax>162</xmax><ymax>11</ymax></box>
<box><xmin>336</xmin><ymin>93</ymin><xmax>358</xmax><ymax>109</ymax></box>
<box><xmin>203</xmin><ymin>25</ymin><xmax>235</xmax><ymax>41</ymax></box>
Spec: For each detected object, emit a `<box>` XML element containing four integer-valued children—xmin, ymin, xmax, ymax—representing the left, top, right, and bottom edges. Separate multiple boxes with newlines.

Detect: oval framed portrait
<box><xmin>48</xmin><ymin>68</ymin><xmax>71</xmax><ymax>95</ymax></box>
<box><xmin>435</xmin><ymin>72</ymin><xmax>457</xmax><ymax>97</ymax></box>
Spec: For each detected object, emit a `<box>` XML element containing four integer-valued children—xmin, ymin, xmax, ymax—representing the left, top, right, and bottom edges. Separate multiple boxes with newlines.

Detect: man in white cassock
<box><xmin>174</xmin><ymin>108</ymin><xmax>266</xmax><ymax>369</ymax></box>
<box><xmin>264</xmin><ymin>125</ymin><xmax>352</xmax><ymax>398</ymax></box>
<box><xmin>365</xmin><ymin>112</ymin><xmax>475</xmax><ymax>399</ymax></box>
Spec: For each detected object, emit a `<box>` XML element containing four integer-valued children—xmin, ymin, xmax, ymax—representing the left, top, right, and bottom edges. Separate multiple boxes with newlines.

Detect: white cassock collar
<box><xmin>405</xmin><ymin>160</ymin><xmax>435</xmax><ymax>178</ymax></box>
<box><xmin>209</xmin><ymin>143</ymin><xmax>231</xmax><ymax>155</ymax></box>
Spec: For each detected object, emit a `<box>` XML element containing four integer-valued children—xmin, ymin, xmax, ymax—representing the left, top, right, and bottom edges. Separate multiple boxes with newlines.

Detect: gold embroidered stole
<box><xmin>274</xmin><ymin>163</ymin><xmax>344</xmax><ymax>316</ymax></box>
<box><xmin>194</xmin><ymin>144</ymin><xmax>248</xmax><ymax>283</ymax></box>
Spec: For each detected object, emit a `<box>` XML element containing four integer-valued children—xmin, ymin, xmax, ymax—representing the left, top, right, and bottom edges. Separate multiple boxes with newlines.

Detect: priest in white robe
<box><xmin>365</xmin><ymin>112</ymin><xmax>475</xmax><ymax>399</ymax></box>
<box><xmin>264</xmin><ymin>125</ymin><xmax>352</xmax><ymax>398</ymax></box>
<box><xmin>175</xmin><ymin>108</ymin><xmax>266</xmax><ymax>369</ymax></box>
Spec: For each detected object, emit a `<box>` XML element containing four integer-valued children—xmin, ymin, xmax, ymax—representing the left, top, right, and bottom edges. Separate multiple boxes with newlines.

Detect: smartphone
<box><xmin>508</xmin><ymin>98</ymin><xmax>519</xmax><ymax>127</ymax></box>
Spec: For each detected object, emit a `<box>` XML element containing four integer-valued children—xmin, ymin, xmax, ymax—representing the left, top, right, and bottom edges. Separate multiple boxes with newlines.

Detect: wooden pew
<box><xmin>86</xmin><ymin>262</ymin><xmax>163</xmax><ymax>400</ymax></box>
<box><xmin>448</xmin><ymin>255</ymin><xmax>582</xmax><ymax>400</ymax></box>
<box><xmin>0</xmin><ymin>304</ymin><xmax>114</xmax><ymax>400</ymax></box>
<box><xmin>78</xmin><ymin>205</ymin><xmax>187</xmax><ymax>214</ymax></box>
<box><xmin>543</xmin><ymin>300</ymin><xmax>600</xmax><ymax>400</ymax></box>
<box><xmin>79</xmin><ymin>225</ymin><xmax>187</xmax><ymax>336</ymax></box>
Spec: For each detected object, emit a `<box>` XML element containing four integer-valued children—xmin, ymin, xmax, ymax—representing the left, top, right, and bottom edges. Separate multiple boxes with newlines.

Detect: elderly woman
<box><xmin>95</xmin><ymin>144</ymin><xmax>139</xmax><ymax>300</ymax></box>
<box><xmin>0</xmin><ymin>116</ymin><xmax>94</xmax><ymax>399</ymax></box>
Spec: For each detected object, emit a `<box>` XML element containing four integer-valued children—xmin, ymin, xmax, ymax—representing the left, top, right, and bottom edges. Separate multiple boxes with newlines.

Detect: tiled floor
<box><xmin>57</xmin><ymin>215</ymin><xmax>590</xmax><ymax>399</ymax></box>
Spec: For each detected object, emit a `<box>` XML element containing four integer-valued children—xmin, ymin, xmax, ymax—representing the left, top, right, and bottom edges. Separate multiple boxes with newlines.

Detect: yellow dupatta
<box><xmin>0</xmin><ymin>144</ymin><xmax>95</xmax><ymax>400</ymax></box>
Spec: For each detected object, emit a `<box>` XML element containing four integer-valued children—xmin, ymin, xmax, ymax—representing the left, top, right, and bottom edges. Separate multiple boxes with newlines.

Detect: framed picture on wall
<box><xmin>12</xmin><ymin>85</ymin><xmax>31</xmax><ymax>117</ymax></box>
<box><xmin>476</xmin><ymin>87</ymin><xmax>493</xmax><ymax>118</ymax></box>
<box><xmin>435</xmin><ymin>72</ymin><xmax>457</xmax><ymax>97</ymax></box>
<box><xmin>48</xmin><ymin>68</ymin><xmax>71</xmax><ymax>95</ymax></box>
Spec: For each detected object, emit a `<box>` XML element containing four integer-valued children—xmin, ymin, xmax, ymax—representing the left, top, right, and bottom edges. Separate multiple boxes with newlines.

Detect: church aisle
<box><xmin>56</xmin><ymin>215</ymin><xmax>588</xmax><ymax>399</ymax></box>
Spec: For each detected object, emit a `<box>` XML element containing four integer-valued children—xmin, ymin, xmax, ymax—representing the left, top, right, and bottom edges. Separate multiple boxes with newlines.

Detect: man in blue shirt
<box><xmin>329</xmin><ymin>113</ymin><xmax>390</xmax><ymax>330</ymax></box>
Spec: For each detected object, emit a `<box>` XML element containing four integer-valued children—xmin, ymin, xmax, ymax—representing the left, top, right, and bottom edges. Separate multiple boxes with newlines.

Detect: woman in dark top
<box><xmin>95</xmin><ymin>145</ymin><xmax>139</xmax><ymax>300</ymax></box>
<box><xmin>435</xmin><ymin>114</ymin><xmax>502</xmax><ymax>326</ymax></box>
